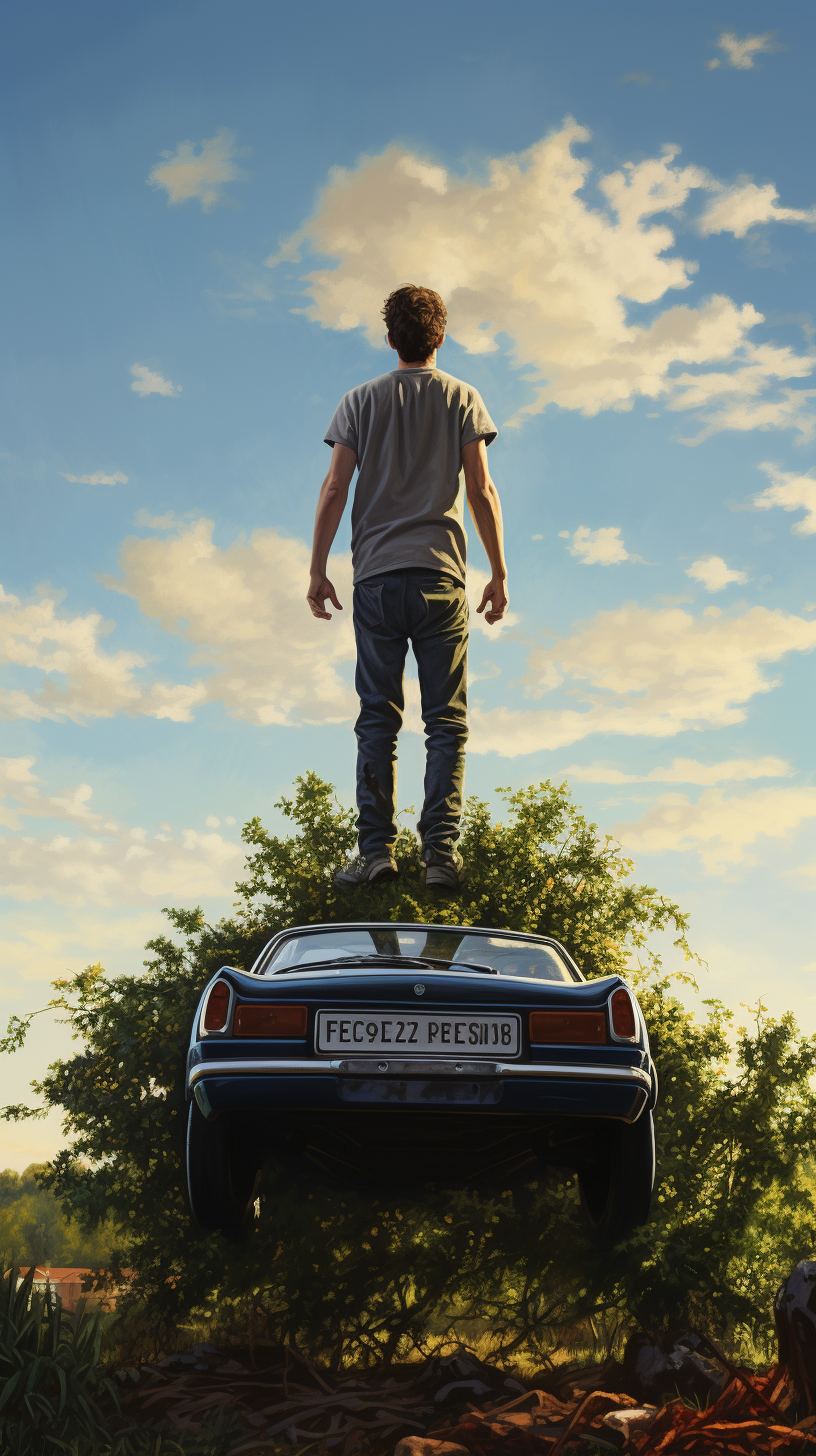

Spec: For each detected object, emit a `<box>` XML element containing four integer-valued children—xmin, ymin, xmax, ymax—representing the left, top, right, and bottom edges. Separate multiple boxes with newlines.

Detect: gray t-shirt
<box><xmin>324</xmin><ymin>367</ymin><xmax>497</xmax><ymax>584</ymax></box>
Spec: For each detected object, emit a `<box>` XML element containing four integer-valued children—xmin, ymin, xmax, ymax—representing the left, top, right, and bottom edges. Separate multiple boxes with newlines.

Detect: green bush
<box><xmin>2</xmin><ymin>774</ymin><xmax>814</xmax><ymax>1368</ymax></box>
<box><xmin>0</xmin><ymin>1264</ymin><xmax>251</xmax><ymax>1454</ymax></box>
<box><xmin>0</xmin><ymin>1262</ymin><xmax>118</xmax><ymax>1454</ymax></box>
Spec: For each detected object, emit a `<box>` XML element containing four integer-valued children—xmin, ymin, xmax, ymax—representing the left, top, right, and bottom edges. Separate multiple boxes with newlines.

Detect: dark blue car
<box><xmin>186</xmin><ymin>921</ymin><xmax>657</xmax><ymax>1245</ymax></box>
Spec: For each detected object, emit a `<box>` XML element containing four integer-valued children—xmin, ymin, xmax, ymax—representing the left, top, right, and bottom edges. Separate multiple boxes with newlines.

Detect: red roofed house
<box><xmin>14</xmin><ymin>1267</ymin><xmax>126</xmax><ymax>1312</ymax></box>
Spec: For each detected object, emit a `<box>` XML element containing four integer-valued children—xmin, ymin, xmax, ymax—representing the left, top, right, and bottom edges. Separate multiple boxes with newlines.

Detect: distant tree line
<box><xmin>0</xmin><ymin>1163</ymin><xmax>116</xmax><ymax>1268</ymax></box>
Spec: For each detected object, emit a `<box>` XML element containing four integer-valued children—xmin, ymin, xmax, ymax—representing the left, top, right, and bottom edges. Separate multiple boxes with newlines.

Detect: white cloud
<box><xmin>147</xmin><ymin>129</ymin><xmax>246</xmax><ymax>211</ymax></box>
<box><xmin>0</xmin><ymin>757</ymin><xmax>108</xmax><ymax>831</ymax></box>
<box><xmin>102</xmin><ymin>518</ymin><xmax>358</xmax><ymax>725</ymax></box>
<box><xmin>1</xmin><ymin>522</ymin><xmax>526</xmax><ymax>731</ymax></box>
<box><xmin>467</xmin><ymin>602</ymin><xmax>816</xmax><ymax>755</ymax></box>
<box><xmin>0</xmin><ymin>759</ymin><xmax>245</xmax><ymax>906</ymax></box>
<box><xmin>675</xmin><ymin>386</ymin><xmax>816</xmax><ymax>447</ymax></box>
<box><xmin>686</xmin><ymin>555</ymin><xmax>748</xmax><ymax>592</ymax></box>
<box><xmin>751</xmin><ymin>462</ymin><xmax>816</xmax><ymax>535</ymax></box>
<box><xmin>0</xmin><ymin>908</ymin><xmax>160</xmax><ymax>991</ymax></box>
<box><xmin>698</xmin><ymin>180</ymin><xmax>816</xmax><ymax>238</ymax></box>
<box><xmin>60</xmin><ymin>470</ymin><xmax>128</xmax><ymax>486</ymax></box>
<box><xmin>707</xmin><ymin>31</ymin><xmax>785</xmax><ymax>71</ymax></box>
<box><xmin>560</xmin><ymin>756</ymin><xmax>793</xmax><ymax>785</ymax></box>
<box><xmin>267</xmin><ymin>122</ymin><xmax>814</xmax><ymax>441</ymax></box>
<box><xmin>612</xmin><ymin>785</ymin><xmax>816</xmax><ymax>874</ymax></box>
<box><xmin>566</xmin><ymin>526</ymin><xmax>635</xmax><ymax>566</ymax></box>
<box><xmin>0</xmin><ymin>583</ymin><xmax>205</xmax><ymax>724</ymax></box>
<box><xmin>130</xmin><ymin>364</ymin><xmax>181</xmax><ymax>398</ymax></box>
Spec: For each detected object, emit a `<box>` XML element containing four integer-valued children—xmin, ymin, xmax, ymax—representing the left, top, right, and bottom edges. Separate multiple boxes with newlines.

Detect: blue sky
<box><xmin>2</xmin><ymin>0</ymin><xmax>815</xmax><ymax>1168</ymax></box>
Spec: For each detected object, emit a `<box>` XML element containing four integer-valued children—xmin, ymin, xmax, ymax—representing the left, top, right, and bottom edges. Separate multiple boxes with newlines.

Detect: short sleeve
<box><xmin>461</xmin><ymin>388</ymin><xmax>498</xmax><ymax>448</ymax></box>
<box><xmin>324</xmin><ymin>391</ymin><xmax>359</xmax><ymax>453</ymax></box>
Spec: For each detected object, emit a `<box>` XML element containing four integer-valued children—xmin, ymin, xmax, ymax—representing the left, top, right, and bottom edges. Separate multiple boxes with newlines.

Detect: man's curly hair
<box><xmin>382</xmin><ymin>285</ymin><xmax>447</xmax><ymax>363</ymax></box>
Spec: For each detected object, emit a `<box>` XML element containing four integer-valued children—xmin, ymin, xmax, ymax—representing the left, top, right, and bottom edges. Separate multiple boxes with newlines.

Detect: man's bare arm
<box><xmin>461</xmin><ymin>438</ymin><xmax>508</xmax><ymax>624</ymax></box>
<box><xmin>307</xmin><ymin>443</ymin><xmax>357</xmax><ymax>620</ymax></box>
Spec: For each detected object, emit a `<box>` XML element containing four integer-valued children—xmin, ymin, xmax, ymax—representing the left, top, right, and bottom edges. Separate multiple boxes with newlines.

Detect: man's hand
<box><xmin>307</xmin><ymin>573</ymin><xmax>343</xmax><ymax>620</ymax></box>
<box><xmin>308</xmin><ymin>444</ymin><xmax>355</xmax><ymax>621</ymax></box>
<box><xmin>477</xmin><ymin>575</ymin><xmax>508</xmax><ymax>625</ymax></box>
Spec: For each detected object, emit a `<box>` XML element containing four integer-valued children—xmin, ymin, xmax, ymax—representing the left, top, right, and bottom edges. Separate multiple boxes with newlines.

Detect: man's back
<box><xmin>325</xmin><ymin>365</ymin><xmax>496</xmax><ymax>584</ymax></box>
<box><xmin>308</xmin><ymin>283</ymin><xmax>507</xmax><ymax>892</ymax></box>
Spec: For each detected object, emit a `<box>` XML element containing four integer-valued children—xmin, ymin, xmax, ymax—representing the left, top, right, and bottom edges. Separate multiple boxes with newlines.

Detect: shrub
<box><xmin>2</xmin><ymin>775</ymin><xmax>814</xmax><ymax>1366</ymax></box>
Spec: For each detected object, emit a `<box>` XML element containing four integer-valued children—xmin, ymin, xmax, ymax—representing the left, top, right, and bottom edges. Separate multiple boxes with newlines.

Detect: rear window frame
<box><xmin>251</xmin><ymin>922</ymin><xmax>584</xmax><ymax>983</ymax></box>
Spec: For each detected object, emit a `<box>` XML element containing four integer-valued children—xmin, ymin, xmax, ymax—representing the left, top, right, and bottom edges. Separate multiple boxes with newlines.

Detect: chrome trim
<box><xmin>250</xmin><ymin>921</ymin><xmax>585</xmax><ymax>981</ymax></box>
<box><xmin>188</xmin><ymin>1058</ymin><xmax>651</xmax><ymax>1090</ymax></box>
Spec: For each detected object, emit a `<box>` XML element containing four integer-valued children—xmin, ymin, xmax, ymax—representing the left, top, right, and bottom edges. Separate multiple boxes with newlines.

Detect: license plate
<box><xmin>315</xmin><ymin>1010</ymin><xmax>521</xmax><ymax>1057</ymax></box>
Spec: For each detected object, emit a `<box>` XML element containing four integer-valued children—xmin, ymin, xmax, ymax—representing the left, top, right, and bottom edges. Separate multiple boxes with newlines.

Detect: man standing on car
<box><xmin>307</xmin><ymin>285</ymin><xmax>508</xmax><ymax>891</ymax></box>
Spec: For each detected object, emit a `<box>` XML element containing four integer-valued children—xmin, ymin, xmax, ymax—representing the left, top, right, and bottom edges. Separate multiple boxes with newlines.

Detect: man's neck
<box><xmin>397</xmin><ymin>351</ymin><xmax>437</xmax><ymax>371</ymax></box>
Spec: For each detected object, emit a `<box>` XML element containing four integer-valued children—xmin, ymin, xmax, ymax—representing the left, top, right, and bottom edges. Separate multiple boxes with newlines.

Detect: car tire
<box><xmin>186</xmin><ymin>1098</ymin><xmax>260</xmax><ymax>1240</ymax></box>
<box><xmin>578</xmin><ymin>1109</ymin><xmax>655</xmax><ymax>1247</ymax></box>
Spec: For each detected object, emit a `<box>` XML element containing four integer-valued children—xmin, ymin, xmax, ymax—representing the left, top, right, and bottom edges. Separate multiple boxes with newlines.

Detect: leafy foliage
<box><xmin>0</xmin><ymin>1262</ymin><xmax>257</xmax><ymax>1455</ymax></box>
<box><xmin>0</xmin><ymin>1165</ymin><xmax>117</xmax><ymax>1268</ymax></box>
<box><xmin>2</xmin><ymin>774</ymin><xmax>814</xmax><ymax>1368</ymax></box>
<box><xmin>0</xmin><ymin>1262</ymin><xmax>118</xmax><ymax>1454</ymax></box>
<box><xmin>236</xmin><ymin>773</ymin><xmax>695</xmax><ymax>981</ymax></box>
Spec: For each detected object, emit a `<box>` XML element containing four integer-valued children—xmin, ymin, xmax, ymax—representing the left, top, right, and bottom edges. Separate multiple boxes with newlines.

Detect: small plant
<box><xmin>0</xmin><ymin>1262</ymin><xmax>118</xmax><ymax>1455</ymax></box>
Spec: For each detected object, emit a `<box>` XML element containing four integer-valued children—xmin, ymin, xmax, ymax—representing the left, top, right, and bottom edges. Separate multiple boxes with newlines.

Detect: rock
<box><xmin>774</xmin><ymin>1259</ymin><xmax>816</xmax><ymax>1414</ymax></box>
<box><xmin>394</xmin><ymin>1441</ymin><xmax>470</xmax><ymax>1456</ymax></box>
<box><xmin>621</xmin><ymin>1332</ymin><xmax>726</xmax><ymax>1405</ymax></box>
<box><xmin>602</xmin><ymin>1405</ymin><xmax>658</xmax><ymax>1439</ymax></box>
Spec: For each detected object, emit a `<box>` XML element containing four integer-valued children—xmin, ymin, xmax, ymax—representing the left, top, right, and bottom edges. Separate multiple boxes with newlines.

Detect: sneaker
<box><xmin>333</xmin><ymin>851</ymin><xmax>398</xmax><ymax>890</ymax></box>
<box><xmin>422</xmin><ymin>846</ymin><xmax>463</xmax><ymax>891</ymax></box>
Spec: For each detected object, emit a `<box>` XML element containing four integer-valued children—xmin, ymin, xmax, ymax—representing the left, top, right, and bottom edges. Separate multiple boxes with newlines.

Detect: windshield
<box><xmin>264</xmin><ymin>927</ymin><xmax>574</xmax><ymax>982</ymax></box>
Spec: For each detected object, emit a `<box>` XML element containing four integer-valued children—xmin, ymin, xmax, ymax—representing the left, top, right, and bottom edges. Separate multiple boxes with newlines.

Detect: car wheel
<box><xmin>578</xmin><ymin>1110</ymin><xmax>655</xmax><ymax>1247</ymax></box>
<box><xmin>186</xmin><ymin>1098</ymin><xmax>260</xmax><ymax>1240</ymax></box>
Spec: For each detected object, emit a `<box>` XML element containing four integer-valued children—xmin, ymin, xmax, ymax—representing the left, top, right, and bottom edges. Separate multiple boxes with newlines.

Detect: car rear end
<box><xmin>187</xmin><ymin>964</ymin><xmax>654</xmax><ymax>1187</ymax></box>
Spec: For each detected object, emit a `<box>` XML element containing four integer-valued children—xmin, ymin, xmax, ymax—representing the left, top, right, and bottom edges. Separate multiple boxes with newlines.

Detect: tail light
<box><xmin>609</xmin><ymin>987</ymin><xmax>637</xmax><ymax>1040</ymax></box>
<box><xmin>203</xmin><ymin>981</ymin><xmax>231</xmax><ymax>1032</ymax></box>
<box><xmin>529</xmin><ymin>1010</ymin><xmax>607</xmax><ymax>1045</ymax></box>
<box><xmin>234</xmin><ymin>1005</ymin><xmax>308</xmax><ymax>1037</ymax></box>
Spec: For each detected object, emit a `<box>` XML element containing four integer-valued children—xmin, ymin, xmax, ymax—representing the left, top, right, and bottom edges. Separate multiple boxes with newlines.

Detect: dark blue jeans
<box><xmin>352</xmin><ymin>569</ymin><xmax>468</xmax><ymax>858</ymax></box>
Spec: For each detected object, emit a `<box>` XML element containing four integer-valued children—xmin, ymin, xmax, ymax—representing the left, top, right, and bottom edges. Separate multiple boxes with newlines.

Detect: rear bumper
<box><xmin>190</xmin><ymin>1056</ymin><xmax>651</xmax><ymax>1123</ymax></box>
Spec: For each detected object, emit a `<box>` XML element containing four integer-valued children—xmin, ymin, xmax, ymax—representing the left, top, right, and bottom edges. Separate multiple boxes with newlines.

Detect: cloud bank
<box><xmin>561</xmin><ymin>756</ymin><xmax>793</xmax><ymax>785</ymax></box>
<box><xmin>103</xmin><ymin>520</ymin><xmax>358</xmax><ymax>725</ymax></box>
<box><xmin>612</xmin><ymin>785</ymin><xmax>816</xmax><ymax>874</ymax></box>
<box><xmin>468</xmin><ymin>602</ymin><xmax>816</xmax><ymax>755</ymax></box>
<box><xmin>268</xmin><ymin>122</ymin><xmax>815</xmax><ymax>441</ymax></box>
<box><xmin>0</xmin><ymin>583</ymin><xmax>205</xmax><ymax>724</ymax></box>
<box><xmin>5</xmin><ymin>526</ymin><xmax>814</xmax><ymax>755</ymax></box>
<box><xmin>0</xmin><ymin>757</ymin><xmax>244</xmax><ymax>905</ymax></box>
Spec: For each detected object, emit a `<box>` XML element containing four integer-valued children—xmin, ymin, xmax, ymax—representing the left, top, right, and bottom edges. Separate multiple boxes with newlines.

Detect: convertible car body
<box><xmin>186</xmin><ymin>922</ymin><xmax>658</xmax><ymax>1245</ymax></box>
